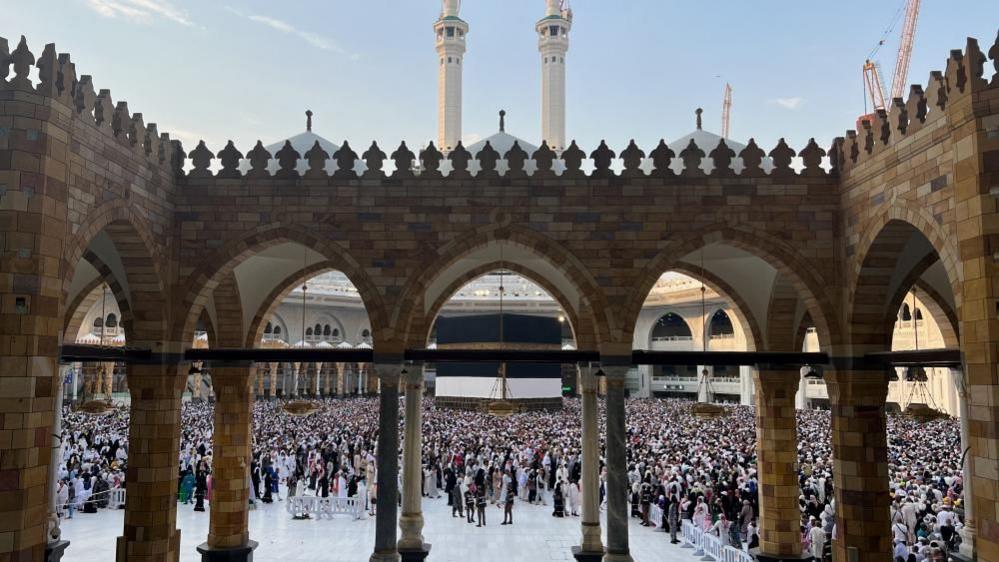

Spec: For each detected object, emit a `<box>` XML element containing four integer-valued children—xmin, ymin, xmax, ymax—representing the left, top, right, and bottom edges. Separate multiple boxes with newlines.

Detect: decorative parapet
<box><xmin>0</xmin><ymin>34</ymin><xmax>184</xmax><ymax>176</ymax></box>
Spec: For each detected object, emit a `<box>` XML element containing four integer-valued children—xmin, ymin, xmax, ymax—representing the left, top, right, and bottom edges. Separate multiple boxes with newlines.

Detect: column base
<box><xmin>196</xmin><ymin>541</ymin><xmax>259</xmax><ymax>562</ymax></box>
<box><xmin>398</xmin><ymin>543</ymin><xmax>431</xmax><ymax>562</ymax></box>
<box><xmin>369</xmin><ymin>548</ymin><xmax>400</xmax><ymax>562</ymax></box>
<box><xmin>572</xmin><ymin>545</ymin><xmax>604</xmax><ymax>562</ymax></box>
<box><xmin>602</xmin><ymin>551</ymin><xmax>633</xmax><ymax>562</ymax></box>
<box><xmin>45</xmin><ymin>540</ymin><xmax>70</xmax><ymax>562</ymax></box>
<box><xmin>750</xmin><ymin>549</ymin><xmax>813</xmax><ymax>562</ymax></box>
<box><xmin>949</xmin><ymin>553</ymin><xmax>974</xmax><ymax>562</ymax></box>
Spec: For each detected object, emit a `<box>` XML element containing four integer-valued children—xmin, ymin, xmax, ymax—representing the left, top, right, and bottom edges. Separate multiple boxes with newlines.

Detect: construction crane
<box><xmin>858</xmin><ymin>0</ymin><xmax>920</xmax><ymax>129</ymax></box>
<box><xmin>721</xmin><ymin>83</ymin><xmax>732</xmax><ymax>139</ymax></box>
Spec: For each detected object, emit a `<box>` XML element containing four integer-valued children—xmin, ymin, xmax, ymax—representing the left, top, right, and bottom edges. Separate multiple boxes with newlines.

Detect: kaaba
<box><xmin>434</xmin><ymin>313</ymin><xmax>563</xmax><ymax>412</ymax></box>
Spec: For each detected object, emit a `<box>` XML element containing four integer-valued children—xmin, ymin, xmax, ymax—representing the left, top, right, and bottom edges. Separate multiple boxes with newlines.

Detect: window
<box><xmin>314</xmin><ymin>323</ymin><xmax>322</xmax><ymax>336</ymax></box>
<box><xmin>323</xmin><ymin>325</ymin><xmax>331</xmax><ymax>337</ymax></box>
<box><xmin>361</xmin><ymin>329</ymin><xmax>371</xmax><ymax>339</ymax></box>
<box><xmin>306</xmin><ymin>327</ymin><xmax>313</xmax><ymax>337</ymax></box>
<box><xmin>93</xmin><ymin>317</ymin><xmax>103</xmax><ymax>328</ymax></box>
<box><xmin>914</xmin><ymin>309</ymin><xmax>923</xmax><ymax>321</ymax></box>
<box><xmin>446</xmin><ymin>26</ymin><xmax>455</xmax><ymax>38</ymax></box>
<box><xmin>651</xmin><ymin>313</ymin><xmax>692</xmax><ymax>340</ymax></box>
<box><xmin>332</xmin><ymin>328</ymin><xmax>340</xmax><ymax>338</ymax></box>
<box><xmin>105</xmin><ymin>313</ymin><xmax>117</xmax><ymax>328</ymax></box>
<box><xmin>709</xmin><ymin>310</ymin><xmax>735</xmax><ymax>338</ymax></box>
<box><xmin>901</xmin><ymin>303</ymin><xmax>912</xmax><ymax>321</ymax></box>
<box><xmin>550</xmin><ymin>25</ymin><xmax>559</xmax><ymax>36</ymax></box>
<box><xmin>265</xmin><ymin>322</ymin><xmax>273</xmax><ymax>334</ymax></box>
<box><xmin>273</xmin><ymin>326</ymin><xmax>281</xmax><ymax>335</ymax></box>
<box><xmin>448</xmin><ymin>56</ymin><xmax>452</xmax><ymax>64</ymax></box>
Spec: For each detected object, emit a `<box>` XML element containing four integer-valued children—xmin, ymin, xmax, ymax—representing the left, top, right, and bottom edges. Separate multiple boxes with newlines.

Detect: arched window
<box><xmin>93</xmin><ymin>317</ymin><xmax>104</xmax><ymax>328</ymax></box>
<box><xmin>332</xmin><ymin>328</ymin><xmax>340</xmax><ymax>338</ymax></box>
<box><xmin>314</xmin><ymin>324</ymin><xmax>322</xmax><ymax>337</ymax></box>
<box><xmin>265</xmin><ymin>322</ymin><xmax>273</xmax><ymax>334</ymax></box>
<box><xmin>105</xmin><ymin>313</ymin><xmax>117</xmax><ymax>328</ymax></box>
<box><xmin>651</xmin><ymin>313</ymin><xmax>692</xmax><ymax>340</ymax></box>
<box><xmin>273</xmin><ymin>326</ymin><xmax>281</xmax><ymax>335</ymax></box>
<box><xmin>305</xmin><ymin>327</ymin><xmax>313</xmax><ymax>337</ymax></box>
<box><xmin>323</xmin><ymin>325</ymin><xmax>332</xmax><ymax>337</ymax></box>
<box><xmin>709</xmin><ymin>310</ymin><xmax>734</xmax><ymax>338</ymax></box>
<box><xmin>361</xmin><ymin>329</ymin><xmax>371</xmax><ymax>340</ymax></box>
<box><xmin>901</xmin><ymin>303</ymin><xmax>912</xmax><ymax>321</ymax></box>
<box><xmin>914</xmin><ymin>309</ymin><xmax>923</xmax><ymax>321</ymax></box>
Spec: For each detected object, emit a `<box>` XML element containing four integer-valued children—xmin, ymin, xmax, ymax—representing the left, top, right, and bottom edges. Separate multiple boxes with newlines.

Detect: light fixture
<box><xmin>486</xmin><ymin>246</ymin><xmax>517</xmax><ymax>417</ymax></box>
<box><xmin>802</xmin><ymin>365</ymin><xmax>823</xmax><ymax>380</ymax></box>
<box><xmin>692</xmin><ymin>246</ymin><xmax>726</xmax><ymax>420</ymax></box>
<box><xmin>77</xmin><ymin>284</ymin><xmax>114</xmax><ymax>416</ymax></box>
<box><xmin>900</xmin><ymin>288</ymin><xmax>947</xmax><ymax>422</ymax></box>
<box><xmin>284</xmin><ymin>245</ymin><xmax>319</xmax><ymax>417</ymax></box>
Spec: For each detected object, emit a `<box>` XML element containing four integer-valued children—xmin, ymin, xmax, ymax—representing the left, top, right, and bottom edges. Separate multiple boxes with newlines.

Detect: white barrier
<box><xmin>286</xmin><ymin>495</ymin><xmax>363</xmax><ymax>520</ymax></box>
<box><xmin>650</xmin><ymin>504</ymin><xmax>663</xmax><ymax>528</ymax></box>
<box><xmin>109</xmin><ymin>488</ymin><xmax>126</xmax><ymax>509</ymax></box>
<box><xmin>681</xmin><ymin>520</ymin><xmax>697</xmax><ymax>548</ymax></box>
<box><xmin>691</xmin><ymin>525</ymin><xmax>705</xmax><ymax>556</ymax></box>
<box><xmin>720</xmin><ymin>546</ymin><xmax>753</xmax><ymax>562</ymax></box>
<box><xmin>700</xmin><ymin>533</ymin><xmax>722</xmax><ymax>560</ymax></box>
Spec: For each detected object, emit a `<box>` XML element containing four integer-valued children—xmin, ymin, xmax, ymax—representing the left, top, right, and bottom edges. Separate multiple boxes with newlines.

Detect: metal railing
<box><xmin>679</xmin><ymin>520</ymin><xmax>753</xmax><ymax>562</ymax></box>
<box><xmin>285</xmin><ymin>495</ymin><xmax>364</xmax><ymax>520</ymax></box>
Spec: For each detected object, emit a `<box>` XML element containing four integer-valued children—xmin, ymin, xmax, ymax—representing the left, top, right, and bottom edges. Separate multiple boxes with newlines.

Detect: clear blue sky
<box><xmin>4</xmin><ymin>1</ymin><xmax>997</xmax><ymax>154</ymax></box>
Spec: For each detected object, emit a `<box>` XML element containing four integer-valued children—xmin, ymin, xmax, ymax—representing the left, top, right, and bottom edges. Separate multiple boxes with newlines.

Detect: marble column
<box><xmin>602</xmin><ymin>365</ymin><xmax>633</xmax><ymax>562</ymax></box>
<box><xmin>950</xmin><ymin>368</ymin><xmax>976</xmax><ymax>558</ymax></box>
<box><xmin>117</xmin><ymin>363</ymin><xmax>187</xmax><ymax>562</ymax></box>
<box><xmin>46</xmin><ymin>365</ymin><xmax>71</xmax><ymax>561</ymax></box>
<box><xmin>824</xmin><ymin>369</ymin><xmax>891</xmax><ymax>562</ymax></box>
<box><xmin>198</xmin><ymin>364</ymin><xmax>258</xmax><ymax>562</ymax></box>
<box><xmin>291</xmin><ymin>363</ymin><xmax>300</xmax><ymax>397</ymax></box>
<box><xmin>573</xmin><ymin>365</ymin><xmax>604</xmax><ymax>561</ymax></box>
<box><xmin>371</xmin><ymin>364</ymin><xmax>401</xmax><ymax>562</ymax></box>
<box><xmin>751</xmin><ymin>369</ymin><xmax>810</xmax><ymax>562</ymax></box>
<box><xmin>398</xmin><ymin>368</ymin><xmax>429</xmax><ymax>560</ymax></box>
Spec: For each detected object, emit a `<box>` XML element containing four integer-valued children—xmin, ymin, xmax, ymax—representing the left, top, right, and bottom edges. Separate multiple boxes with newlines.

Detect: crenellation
<box><xmin>926</xmin><ymin>70</ymin><xmax>948</xmax><ymax>118</ymax></box>
<box><xmin>620</xmin><ymin>140</ymin><xmax>644</xmax><ymax>179</ymax></box>
<box><xmin>8</xmin><ymin>36</ymin><xmax>35</xmax><ymax>92</ymax></box>
<box><xmin>128</xmin><ymin>112</ymin><xmax>144</xmax><ymax>153</ymax></box>
<box><xmin>560</xmin><ymin>140</ymin><xmax>584</xmax><ymax>179</ymax></box>
<box><xmin>589</xmin><ymin>140</ymin><xmax>615</xmax><ymax>179</ymax></box>
<box><xmin>304</xmin><ymin>140</ymin><xmax>329</xmax><ymax>179</ymax></box>
<box><xmin>0</xmin><ymin>37</ymin><xmax>9</xmax><ymax>85</ymax></box>
<box><xmin>144</xmin><ymin>123</ymin><xmax>159</xmax><ymax>161</ymax></box>
<box><xmin>768</xmin><ymin>138</ymin><xmax>795</xmax><ymax>179</ymax></box>
<box><xmin>946</xmin><ymin>49</ymin><xmax>968</xmax><ymax>97</ymax></box>
<box><xmin>245</xmin><ymin>141</ymin><xmax>271</xmax><ymax>179</ymax></box>
<box><xmin>678</xmin><ymin>139</ymin><xmax>705</xmax><ymax>177</ymax></box>
<box><xmin>504</xmin><ymin>141</ymin><xmax>528</xmax><ymax>178</ymax></box>
<box><xmin>274</xmin><ymin>140</ymin><xmax>300</xmax><ymax>179</ymax></box>
<box><xmin>474</xmin><ymin>141</ymin><xmax>499</xmax><ymax>179</ymax></box>
<box><xmin>330</xmin><ymin>140</ymin><xmax>357</xmax><ymax>180</ymax></box>
<box><xmin>708</xmin><ymin>139</ymin><xmax>735</xmax><ymax>178</ymax></box>
<box><xmin>56</xmin><ymin>53</ymin><xmax>76</xmax><ymax>107</ymax></box>
<box><xmin>419</xmin><ymin>141</ymin><xmax>443</xmax><ymax>178</ymax></box>
<box><xmin>531</xmin><ymin>141</ymin><xmax>556</xmax><ymax>178</ymax></box>
<box><xmin>216</xmin><ymin>141</ymin><xmax>243</xmax><ymax>179</ymax></box>
<box><xmin>798</xmin><ymin>139</ymin><xmax>826</xmax><ymax>178</ymax></box>
<box><xmin>446</xmin><ymin>141</ymin><xmax>471</xmax><ymax>179</ymax></box>
<box><xmin>390</xmin><ymin>141</ymin><xmax>415</xmax><ymax>179</ymax></box>
<box><xmin>188</xmin><ymin>140</ymin><xmax>213</xmax><ymax>179</ymax></box>
<box><xmin>111</xmin><ymin>101</ymin><xmax>130</xmax><ymax>141</ymax></box>
<box><xmin>35</xmin><ymin>44</ymin><xmax>58</xmax><ymax>98</ymax></box>
<box><xmin>94</xmin><ymin>89</ymin><xmax>113</xmax><ymax>129</ymax></box>
<box><xmin>990</xmin><ymin>30</ymin><xmax>999</xmax><ymax>86</ymax></box>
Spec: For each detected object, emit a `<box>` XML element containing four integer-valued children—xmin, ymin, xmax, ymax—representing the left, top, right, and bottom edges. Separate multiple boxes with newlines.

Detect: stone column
<box><xmin>371</xmin><ymin>364</ymin><xmax>401</xmax><ymax>562</ymax></box>
<box><xmin>602</xmin><ymin>365</ymin><xmax>633</xmax><ymax>562</ymax></box>
<box><xmin>950</xmin><ymin>368</ymin><xmax>976</xmax><ymax>558</ymax></box>
<box><xmin>117</xmin><ymin>362</ymin><xmax>187</xmax><ymax>562</ymax></box>
<box><xmin>398</xmin><ymin>368</ymin><xmax>429</xmax><ymax>561</ymax></box>
<box><xmin>824</xmin><ymin>369</ymin><xmax>891</xmax><ymax>562</ymax></box>
<box><xmin>291</xmin><ymin>363</ymin><xmax>300</xmax><ymax>397</ymax></box>
<box><xmin>573</xmin><ymin>365</ymin><xmax>604</xmax><ymax>561</ymax></box>
<box><xmin>197</xmin><ymin>364</ymin><xmax>258</xmax><ymax>562</ymax></box>
<box><xmin>47</xmin><ymin>365</ymin><xmax>71</xmax><ymax>561</ymax></box>
<box><xmin>751</xmin><ymin>369</ymin><xmax>809</xmax><ymax>562</ymax></box>
<box><xmin>336</xmin><ymin>363</ymin><xmax>345</xmax><ymax>396</ymax></box>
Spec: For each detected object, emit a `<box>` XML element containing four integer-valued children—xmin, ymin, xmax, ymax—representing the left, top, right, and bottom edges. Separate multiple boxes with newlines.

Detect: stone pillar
<box><xmin>336</xmin><ymin>363</ymin><xmax>345</xmax><ymax>396</ymax></box>
<box><xmin>46</xmin><ymin>365</ymin><xmax>71</xmax><ymax>561</ymax></box>
<box><xmin>323</xmin><ymin>364</ymin><xmax>331</xmax><ymax>396</ymax></box>
<box><xmin>370</xmin><ymin>364</ymin><xmax>401</xmax><ymax>562</ymax></box>
<box><xmin>398</xmin><ymin>368</ymin><xmax>429</xmax><ymax>560</ymax></box>
<box><xmin>117</xmin><ymin>362</ymin><xmax>187</xmax><ymax>562</ymax></box>
<box><xmin>950</xmin><ymin>368</ymin><xmax>976</xmax><ymax>559</ymax></box>
<box><xmin>291</xmin><ymin>363</ymin><xmax>300</xmax><ymax>397</ymax></box>
<box><xmin>573</xmin><ymin>365</ymin><xmax>604</xmax><ymax>561</ymax></box>
<box><xmin>197</xmin><ymin>364</ymin><xmax>258</xmax><ymax>562</ymax></box>
<box><xmin>71</xmin><ymin>366</ymin><xmax>79</xmax><ymax>401</ymax></box>
<box><xmin>602</xmin><ymin>365</ymin><xmax>633</xmax><ymax>562</ymax></box>
<box><xmin>751</xmin><ymin>369</ymin><xmax>809</xmax><ymax>562</ymax></box>
<box><xmin>824</xmin><ymin>369</ymin><xmax>891</xmax><ymax>562</ymax></box>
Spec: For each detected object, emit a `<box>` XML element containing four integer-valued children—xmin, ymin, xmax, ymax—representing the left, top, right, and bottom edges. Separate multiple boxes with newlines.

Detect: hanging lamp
<box><xmin>901</xmin><ymin>288</ymin><xmax>947</xmax><ymax>422</ymax></box>
<box><xmin>284</xmin><ymin>246</ymin><xmax>318</xmax><ymax>417</ymax></box>
<box><xmin>692</xmin><ymin>248</ymin><xmax>726</xmax><ymax>419</ymax></box>
<box><xmin>77</xmin><ymin>284</ymin><xmax>114</xmax><ymax>415</ymax></box>
<box><xmin>487</xmin><ymin>246</ymin><xmax>518</xmax><ymax>417</ymax></box>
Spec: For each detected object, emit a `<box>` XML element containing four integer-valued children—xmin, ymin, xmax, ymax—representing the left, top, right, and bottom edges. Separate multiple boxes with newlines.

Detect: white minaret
<box><xmin>537</xmin><ymin>0</ymin><xmax>571</xmax><ymax>152</ymax></box>
<box><xmin>435</xmin><ymin>0</ymin><xmax>468</xmax><ymax>152</ymax></box>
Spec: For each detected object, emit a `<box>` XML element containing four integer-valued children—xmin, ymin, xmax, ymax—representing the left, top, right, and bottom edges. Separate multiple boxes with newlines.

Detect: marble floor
<box><xmin>60</xmin><ymin>493</ymin><xmax>704</xmax><ymax>562</ymax></box>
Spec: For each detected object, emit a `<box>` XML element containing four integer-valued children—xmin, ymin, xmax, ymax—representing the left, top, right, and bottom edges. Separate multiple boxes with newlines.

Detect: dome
<box><xmin>640</xmin><ymin>110</ymin><xmax>772</xmax><ymax>175</ymax></box>
<box><xmin>240</xmin><ymin>111</ymin><xmax>366</xmax><ymax>175</ymax></box>
<box><xmin>442</xmin><ymin>110</ymin><xmax>564</xmax><ymax>175</ymax></box>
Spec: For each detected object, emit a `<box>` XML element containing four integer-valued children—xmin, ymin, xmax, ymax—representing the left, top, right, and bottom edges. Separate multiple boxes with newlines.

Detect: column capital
<box><xmin>754</xmin><ymin>368</ymin><xmax>802</xmax><ymax>397</ymax></box>
<box><xmin>823</xmin><ymin>369</ymin><xmax>889</xmax><ymax>406</ymax></box>
<box><xmin>373</xmin><ymin>363</ymin><xmax>404</xmax><ymax>384</ymax></box>
<box><xmin>599</xmin><ymin>365</ymin><xmax>630</xmax><ymax>379</ymax></box>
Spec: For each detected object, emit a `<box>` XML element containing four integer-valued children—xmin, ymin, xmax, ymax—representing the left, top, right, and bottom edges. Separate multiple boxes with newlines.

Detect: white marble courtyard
<box><xmin>60</xmin><ymin>494</ymin><xmax>702</xmax><ymax>562</ymax></box>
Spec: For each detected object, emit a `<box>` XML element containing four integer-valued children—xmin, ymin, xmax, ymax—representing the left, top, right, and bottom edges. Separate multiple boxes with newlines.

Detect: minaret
<box><xmin>435</xmin><ymin>0</ymin><xmax>468</xmax><ymax>152</ymax></box>
<box><xmin>537</xmin><ymin>0</ymin><xmax>571</xmax><ymax>152</ymax></box>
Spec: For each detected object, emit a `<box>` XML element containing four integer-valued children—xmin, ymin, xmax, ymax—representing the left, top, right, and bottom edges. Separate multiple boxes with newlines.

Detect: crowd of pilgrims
<box><xmin>56</xmin><ymin>397</ymin><xmax>966</xmax><ymax>559</ymax></box>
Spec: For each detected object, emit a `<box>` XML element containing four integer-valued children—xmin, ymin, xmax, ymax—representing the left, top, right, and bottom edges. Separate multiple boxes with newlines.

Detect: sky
<box><xmin>3</xmin><ymin>0</ymin><xmax>997</xmax><ymax>156</ymax></box>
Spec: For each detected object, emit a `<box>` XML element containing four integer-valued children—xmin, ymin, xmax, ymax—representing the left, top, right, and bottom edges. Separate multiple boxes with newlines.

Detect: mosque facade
<box><xmin>0</xmin><ymin>2</ymin><xmax>997</xmax><ymax>562</ymax></box>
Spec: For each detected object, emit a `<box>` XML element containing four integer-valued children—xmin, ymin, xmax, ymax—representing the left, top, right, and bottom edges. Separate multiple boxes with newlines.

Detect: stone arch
<box><xmin>849</xmin><ymin>218</ymin><xmax>961</xmax><ymax>352</ymax></box>
<box><xmin>176</xmin><ymin>224</ymin><xmax>387</xmax><ymax>348</ymax></box>
<box><xmin>766</xmin><ymin>273</ymin><xmax>806</xmax><ymax>352</ymax></box>
<box><xmin>394</xmin><ymin>226</ymin><xmax>609</xmax><ymax>349</ymax></box>
<box><xmin>211</xmin><ymin>273</ymin><xmax>244</xmax><ymax>348</ymax></box>
<box><xmin>418</xmin><ymin>261</ymin><xmax>596</xmax><ymax>350</ymax></box>
<box><xmin>623</xmin><ymin>226</ymin><xmax>838</xmax><ymax>351</ymax></box>
<box><xmin>911</xmin><ymin>279</ymin><xmax>959</xmax><ymax>348</ymax></box>
<box><xmin>245</xmin><ymin>261</ymin><xmax>373</xmax><ymax>349</ymax></box>
<box><xmin>62</xmin><ymin>204</ymin><xmax>169</xmax><ymax>344</ymax></box>
<box><xmin>646</xmin><ymin>309</ymin><xmax>695</xmax><ymax>347</ymax></box>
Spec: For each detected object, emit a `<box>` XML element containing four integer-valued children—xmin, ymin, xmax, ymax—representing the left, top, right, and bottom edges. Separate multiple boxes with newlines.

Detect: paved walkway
<box><xmin>61</xmin><ymin>493</ymin><xmax>706</xmax><ymax>561</ymax></box>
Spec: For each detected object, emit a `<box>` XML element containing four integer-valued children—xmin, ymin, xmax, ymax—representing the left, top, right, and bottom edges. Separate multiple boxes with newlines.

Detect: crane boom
<box><xmin>890</xmin><ymin>0</ymin><xmax>920</xmax><ymax>100</ymax></box>
<box><xmin>721</xmin><ymin>83</ymin><xmax>732</xmax><ymax>139</ymax></box>
<box><xmin>863</xmin><ymin>59</ymin><xmax>888</xmax><ymax>112</ymax></box>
